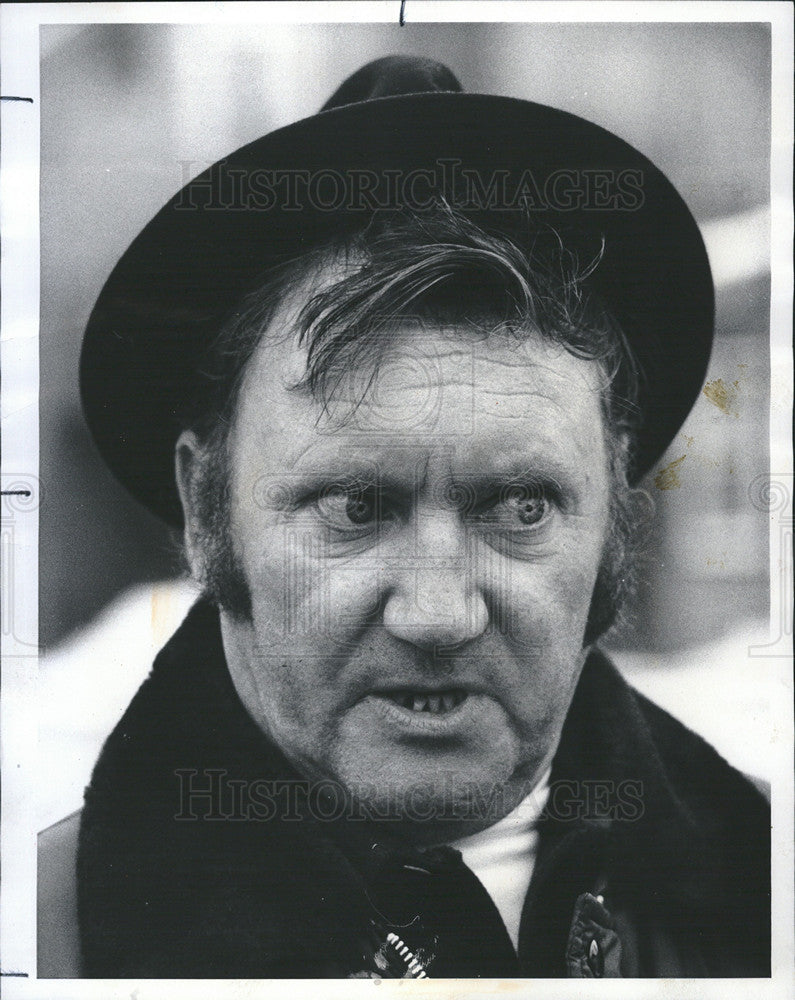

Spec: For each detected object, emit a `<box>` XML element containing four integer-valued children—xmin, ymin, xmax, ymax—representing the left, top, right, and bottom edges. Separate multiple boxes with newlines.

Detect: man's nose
<box><xmin>381</xmin><ymin>509</ymin><xmax>489</xmax><ymax>651</ymax></box>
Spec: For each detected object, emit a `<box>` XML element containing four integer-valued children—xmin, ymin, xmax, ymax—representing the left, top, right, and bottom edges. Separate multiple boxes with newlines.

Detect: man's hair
<box><xmin>181</xmin><ymin>203</ymin><xmax>643</xmax><ymax>644</ymax></box>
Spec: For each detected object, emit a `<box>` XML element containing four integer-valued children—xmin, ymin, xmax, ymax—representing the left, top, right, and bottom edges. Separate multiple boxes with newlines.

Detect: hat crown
<box><xmin>321</xmin><ymin>55</ymin><xmax>462</xmax><ymax>111</ymax></box>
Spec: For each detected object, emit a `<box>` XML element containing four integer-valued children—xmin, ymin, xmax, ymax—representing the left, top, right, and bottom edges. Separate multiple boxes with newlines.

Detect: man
<box><xmin>39</xmin><ymin>56</ymin><xmax>769</xmax><ymax>978</ymax></box>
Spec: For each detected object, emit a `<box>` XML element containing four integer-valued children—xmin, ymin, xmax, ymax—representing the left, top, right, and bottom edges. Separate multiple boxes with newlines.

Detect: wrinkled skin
<box><xmin>177</xmin><ymin>289</ymin><xmax>611</xmax><ymax>841</ymax></box>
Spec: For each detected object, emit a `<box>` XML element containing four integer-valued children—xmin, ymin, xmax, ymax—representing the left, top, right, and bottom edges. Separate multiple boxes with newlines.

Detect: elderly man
<box><xmin>41</xmin><ymin>56</ymin><xmax>768</xmax><ymax>978</ymax></box>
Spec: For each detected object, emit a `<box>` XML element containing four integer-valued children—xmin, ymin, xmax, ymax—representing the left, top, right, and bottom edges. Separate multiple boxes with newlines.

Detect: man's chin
<box><xmin>328</xmin><ymin>749</ymin><xmax>535</xmax><ymax>841</ymax></box>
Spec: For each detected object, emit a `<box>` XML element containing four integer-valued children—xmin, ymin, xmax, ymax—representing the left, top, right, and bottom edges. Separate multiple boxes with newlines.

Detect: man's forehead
<box><xmin>242</xmin><ymin>322</ymin><xmax>601</xmax><ymax>432</ymax></box>
<box><xmin>242</xmin><ymin>256</ymin><xmax>606</xmax><ymax>403</ymax></box>
<box><xmin>231</xmin><ymin>308</ymin><xmax>608</xmax><ymax>489</ymax></box>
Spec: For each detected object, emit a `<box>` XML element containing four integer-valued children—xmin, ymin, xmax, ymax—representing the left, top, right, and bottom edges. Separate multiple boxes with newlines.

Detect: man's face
<box><xmin>180</xmin><ymin>290</ymin><xmax>612</xmax><ymax>832</ymax></box>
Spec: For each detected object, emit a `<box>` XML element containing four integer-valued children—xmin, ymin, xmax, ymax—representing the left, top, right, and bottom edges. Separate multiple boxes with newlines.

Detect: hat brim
<box><xmin>80</xmin><ymin>92</ymin><xmax>714</xmax><ymax>525</ymax></box>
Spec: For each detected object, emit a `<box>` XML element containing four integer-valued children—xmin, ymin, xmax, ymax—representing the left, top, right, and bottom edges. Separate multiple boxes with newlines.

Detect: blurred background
<box><xmin>38</xmin><ymin>21</ymin><xmax>773</xmax><ymax>826</ymax></box>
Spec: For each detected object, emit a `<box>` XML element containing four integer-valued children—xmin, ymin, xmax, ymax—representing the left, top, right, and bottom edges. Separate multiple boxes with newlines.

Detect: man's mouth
<box><xmin>377</xmin><ymin>689</ymin><xmax>469</xmax><ymax>714</ymax></box>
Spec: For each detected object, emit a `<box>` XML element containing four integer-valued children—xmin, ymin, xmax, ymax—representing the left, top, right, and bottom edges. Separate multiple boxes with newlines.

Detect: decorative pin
<box><xmin>385</xmin><ymin>931</ymin><xmax>429</xmax><ymax>978</ymax></box>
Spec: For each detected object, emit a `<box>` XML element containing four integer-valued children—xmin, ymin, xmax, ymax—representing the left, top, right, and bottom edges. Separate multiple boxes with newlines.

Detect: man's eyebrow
<box><xmin>457</xmin><ymin>462</ymin><xmax>579</xmax><ymax>502</ymax></box>
<box><xmin>465</xmin><ymin>444</ymin><xmax>584</xmax><ymax>479</ymax></box>
<box><xmin>280</xmin><ymin>460</ymin><xmax>402</xmax><ymax>490</ymax></box>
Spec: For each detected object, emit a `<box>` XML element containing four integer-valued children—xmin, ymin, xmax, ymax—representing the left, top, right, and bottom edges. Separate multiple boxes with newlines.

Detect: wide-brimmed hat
<box><xmin>80</xmin><ymin>55</ymin><xmax>714</xmax><ymax>525</ymax></box>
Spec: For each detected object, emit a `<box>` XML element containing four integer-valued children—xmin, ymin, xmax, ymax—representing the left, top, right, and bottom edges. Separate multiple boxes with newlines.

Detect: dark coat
<box><xmin>58</xmin><ymin>601</ymin><xmax>768</xmax><ymax>977</ymax></box>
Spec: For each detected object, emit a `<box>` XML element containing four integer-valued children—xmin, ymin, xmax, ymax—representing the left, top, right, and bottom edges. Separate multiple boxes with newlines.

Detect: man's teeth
<box><xmin>389</xmin><ymin>690</ymin><xmax>467</xmax><ymax>713</ymax></box>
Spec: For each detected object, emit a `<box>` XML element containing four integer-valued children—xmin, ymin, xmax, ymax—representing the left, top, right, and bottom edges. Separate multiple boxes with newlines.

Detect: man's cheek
<box><xmin>546</xmin><ymin>543</ymin><xmax>605</xmax><ymax>623</ymax></box>
<box><xmin>240</xmin><ymin>530</ymin><xmax>323</xmax><ymax>636</ymax></box>
<box><xmin>502</xmin><ymin>561</ymin><xmax>596</xmax><ymax>639</ymax></box>
<box><xmin>292</xmin><ymin>563</ymin><xmax>384</xmax><ymax>646</ymax></box>
<box><xmin>508</xmin><ymin>646</ymin><xmax>584</xmax><ymax>714</ymax></box>
<box><xmin>245</xmin><ymin>655</ymin><xmax>334</xmax><ymax>739</ymax></box>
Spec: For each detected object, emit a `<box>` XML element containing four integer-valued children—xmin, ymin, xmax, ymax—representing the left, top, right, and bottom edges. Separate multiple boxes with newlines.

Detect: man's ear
<box><xmin>174</xmin><ymin>430</ymin><xmax>207</xmax><ymax>581</ymax></box>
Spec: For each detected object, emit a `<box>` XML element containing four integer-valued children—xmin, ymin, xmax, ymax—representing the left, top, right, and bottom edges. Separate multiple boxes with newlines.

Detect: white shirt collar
<box><xmin>448</xmin><ymin>769</ymin><xmax>551</xmax><ymax>951</ymax></box>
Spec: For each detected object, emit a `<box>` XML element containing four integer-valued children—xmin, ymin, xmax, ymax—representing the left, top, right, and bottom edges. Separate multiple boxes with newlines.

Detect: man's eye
<box><xmin>316</xmin><ymin>488</ymin><xmax>379</xmax><ymax>528</ymax></box>
<box><xmin>509</xmin><ymin>494</ymin><xmax>548</xmax><ymax>525</ymax></box>
<box><xmin>473</xmin><ymin>485</ymin><xmax>552</xmax><ymax>529</ymax></box>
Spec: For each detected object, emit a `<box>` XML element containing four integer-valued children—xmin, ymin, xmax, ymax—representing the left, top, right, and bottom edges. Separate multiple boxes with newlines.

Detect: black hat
<box><xmin>80</xmin><ymin>55</ymin><xmax>714</xmax><ymax>525</ymax></box>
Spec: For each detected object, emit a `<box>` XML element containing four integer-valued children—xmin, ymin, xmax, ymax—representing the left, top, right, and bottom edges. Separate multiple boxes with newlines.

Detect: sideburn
<box><xmin>190</xmin><ymin>434</ymin><xmax>253</xmax><ymax>621</ymax></box>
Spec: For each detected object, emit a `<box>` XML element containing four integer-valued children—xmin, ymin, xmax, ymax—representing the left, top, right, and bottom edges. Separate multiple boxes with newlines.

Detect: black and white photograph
<box><xmin>1</xmin><ymin>2</ymin><xmax>792</xmax><ymax>993</ymax></box>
